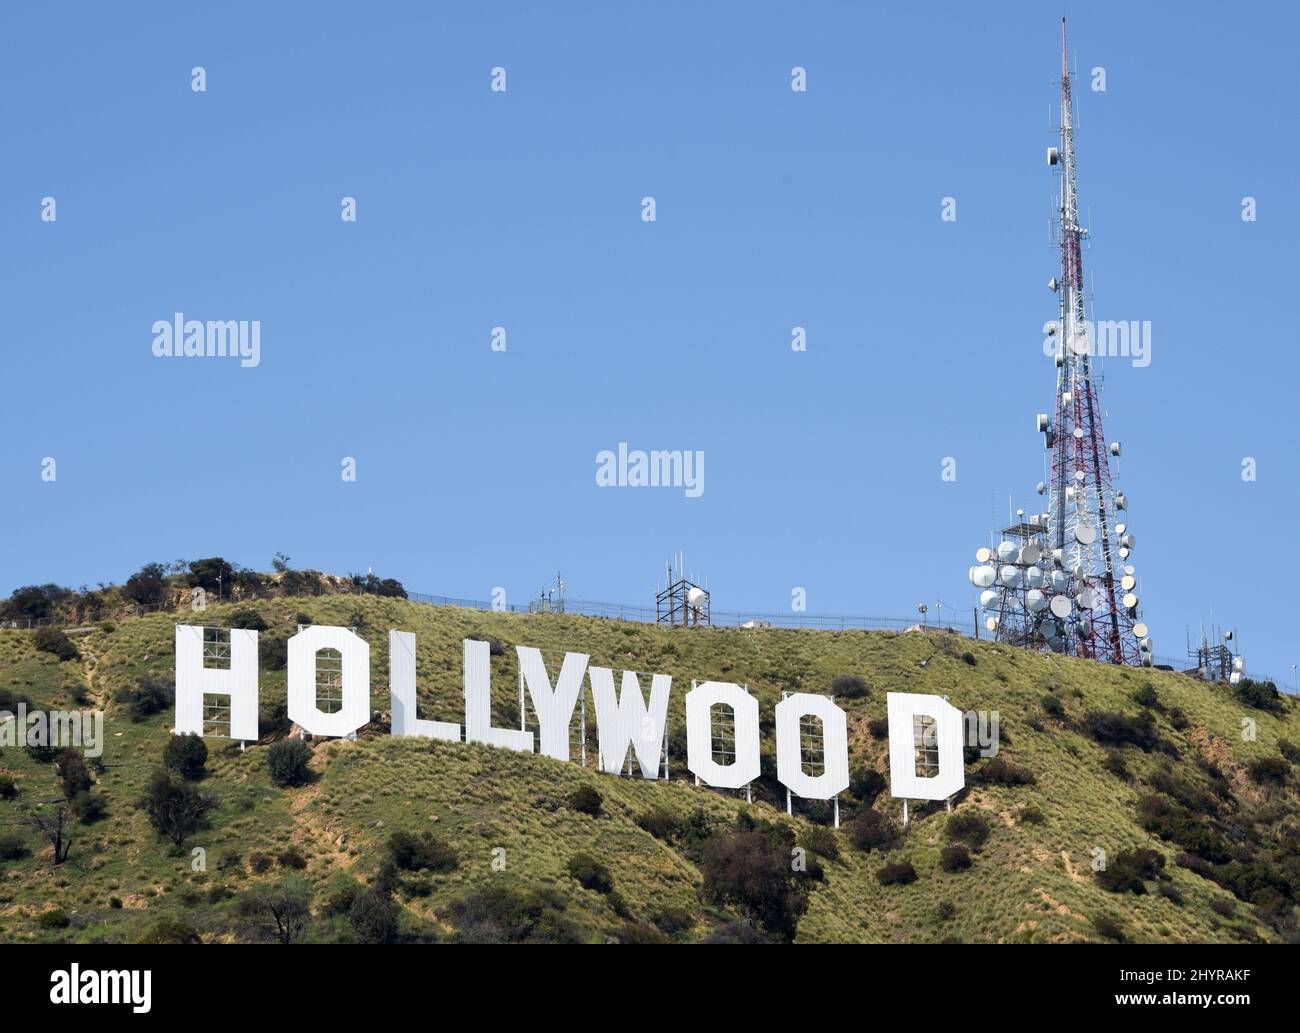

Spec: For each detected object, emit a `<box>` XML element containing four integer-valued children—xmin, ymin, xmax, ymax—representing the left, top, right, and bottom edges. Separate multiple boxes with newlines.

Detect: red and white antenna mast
<box><xmin>967</xmin><ymin>19</ymin><xmax>1151</xmax><ymax>668</ymax></box>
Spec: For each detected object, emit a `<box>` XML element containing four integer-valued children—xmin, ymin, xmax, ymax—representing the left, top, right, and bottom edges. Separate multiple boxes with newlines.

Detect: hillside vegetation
<box><xmin>2</xmin><ymin>587</ymin><xmax>1299</xmax><ymax>944</ymax></box>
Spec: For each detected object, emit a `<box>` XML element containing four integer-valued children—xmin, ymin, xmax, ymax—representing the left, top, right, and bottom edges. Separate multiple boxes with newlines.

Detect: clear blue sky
<box><xmin>3</xmin><ymin>2</ymin><xmax>1296</xmax><ymax>684</ymax></box>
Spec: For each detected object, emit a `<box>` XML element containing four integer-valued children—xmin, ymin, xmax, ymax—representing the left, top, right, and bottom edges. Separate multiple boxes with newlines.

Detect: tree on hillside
<box><xmin>123</xmin><ymin>563</ymin><xmax>168</xmax><ymax>607</ymax></box>
<box><xmin>239</xmin><ymin>877</ymin><xmax>312</xmax><ymax>944</ymax></box>
<box><xmin>187</xmin><ymin>557</ymin><xmax>234</xmax><ymax>596</ymax></box>
<box><xmin>140</xmin><ymin>769</ymin><xmax>215</xmax><ymax>847</ymax></box>
<box><xmin>0</xmin><ymin>584</ymin><xmax>72</xmax><ymax>623</ymax></box>
<box><xmin>699</xmin><ymin>829</ymin><xmax>808</xmax><ymax>941</ymax></box>
<box><xmin>24</xmin><ymin>806</ymin><xmax>74</xmax><ymax>865</ymax></box>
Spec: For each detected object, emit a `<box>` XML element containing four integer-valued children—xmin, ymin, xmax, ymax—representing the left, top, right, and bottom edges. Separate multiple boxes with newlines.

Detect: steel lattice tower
<box><xmin>967</xmin><ymin>19</ymin><xmax>1150</xmax><ymax>668</ymax></box>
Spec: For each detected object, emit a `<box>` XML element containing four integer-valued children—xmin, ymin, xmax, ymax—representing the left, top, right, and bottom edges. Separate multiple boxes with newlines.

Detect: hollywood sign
<box><xmin>173</xmin><ymin>624</ymin><xmax>965</xmax><ymax>803</ymax></box>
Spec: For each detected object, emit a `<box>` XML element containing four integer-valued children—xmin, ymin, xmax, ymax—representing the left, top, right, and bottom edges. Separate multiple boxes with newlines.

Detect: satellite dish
<box><xmin>1118</xmin><ymin>547</ymin><xmax>1130</xmax><ymax>560</ymax></box>
<box><xmin>1120</xmin><ymin>533</ymin><xmax>1136</xmax><ymax>549</ymax></box>
<box><xmin>1133</xmin><ymin>622</ymin><xmax>1149</xmax><ymax>638</ymax></box>
<box><xmin>1049</xmin><ymin>595</ymin><xmax>1073</xmax><ymax>619</ymax></box>
<box><xmin>970</xmin><ymin>565</ymin><xmax>997</xmax><ymax>588</ymax></box>
<box><xmin>687</xmin><ymin>586</ymin><xmax>707</xmax><ymax>612</ymax></box>
<box><xmin>1051</xmin><ymin>570</ymin><xmax>1070</xmax><ymax>593</ymax></box>
<box><xmin>1115</xmin><ymin>492</ymin><xmax>1127</xmax><ymax>510</ymax></box>
<box><xmin>979</xmin><ymin>589</ymin><xmax>998</xmax><ymax>608</ymax></box>
<box><xmin>1047</xmin><ymin>147</ymin><xmax>1060</xmax><ymax>166</ymax></box>
<box><xmin>1120</xmin><ymin>574</ymin><xmax>1136</xmax><ymax>591</ymax></box>
<box><xmin>1025</xmin><ymin>565</ymin><xmax>1046</xmax><ymax>589</ymax></box>
<box><xmin>1026</xmin><ymin>589</ymin><xmax>1048</xmax><ymax>612</ymax></box>
<box><xmin>1229</xmin><ymin>671</ymin><xmax>1241</xmax><ymax>685</ymax></box>
<box><xmin>1116</xmin><ymin>522</ymin><xmax>1127</xmax><ymax>534</ymax></box>
<box><xmin>1122</xmin><ymin>592</ymin><xmax>1139</xmax><ymax>609</ymax></box>
<box><xmin>1110</xmin><ymin>442</ymin><xmax>1121</xmax><ymax>457</ymax></box>
<box><xmin>997</xmin><ymin>541</ymin><xmax>1019</xmax><ymax>563</ymax></box>
<box><xmin>1074</xmin><ymin>470</ymin><xmax>1086</xmax><ymax>481</ymax></box>
<box><xmin>1036</xmin><ymin>481</ymin><xmax>1046</xmax><ymax>495</ymax></box>
<box><xmin>1233</xmin><ymin>656</ymin><xmax>1245</xmax><ymax>672</ymax></box>
<box><xmin>985</xmin><ymin>617</ymin><xmax>998</xmax><ymax>632</ymax></box>
<box><xmin>1077</xmin><ymin>589</ymin><xmax>1096</xmax><ymax>609</ymax></box>
<box><xmin>1020</xmin><ymin>543</ymin><xmax>1042</xmax><ymax>565</ymax></box>
<box><xmin>1048</xmin><ymin>275</ymin><xmax>1059</xmax><ymax>290</ymax></box>
<box><xmin>1123</xmin><ymin>564</ymin><xmax>1135</xmax><ymax>576</ymax></box>
<box><xmin>1073</xmin><ymin>427</ymin><xmax>1084</xmax><ymax>439</ymax></box>
<box><xmin>1062</xmin><ymin>391</ymin><xmax>1072</xmax><ymax>404</ymax></box>
<box><xmin>1224</xmin><ymin>630</ymin><xmax>1234</xmax><ymax>641</ymax></box>
<box><xmin>1139</xmin><ymin>637</ymin><xmax>1153</xmax><ymax>651</ymax></box>
<box><xmin>975</xmin><ymin>547</ymin><xmax>992</xmax><ymax>563</ymax></box>
<box><xmin>1074</xmin><ymin>523</ymin><xmax>1097</xmax><ymax>545</ymax></box>
<box><xmin>1036</xmin><ymin>413</ymin><xmax>1050</xmax><ymax>432</ymax></box>
<box><xmin>1070</xmin><ymin>329</ymin><xmax>1091</xmax><ymax>356</ymax></box>
<box><xmin>1000</xmin><ymin>565</ymin><xmax>1022</xmax><ymax>588</ymax></box>
<box><xmin>1077</xmin><ymin>617</ymin><xmax>1093</xmax><ymax>637</ymax></box>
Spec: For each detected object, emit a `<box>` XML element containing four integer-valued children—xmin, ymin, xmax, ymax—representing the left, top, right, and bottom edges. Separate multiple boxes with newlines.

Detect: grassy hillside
<box><xmin>1</xmin><ymin>591</ymin><xmax>1298</xmax><ymax>944</ymax></box>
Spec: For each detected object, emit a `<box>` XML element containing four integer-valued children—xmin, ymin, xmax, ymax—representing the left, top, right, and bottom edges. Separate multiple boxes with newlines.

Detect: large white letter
<box><xmin>685</xmin><ymin>681</ymin><xmax>760</xmax><ymax>789</ymax></box>
<box><xmin>589</xmin><ymin>666</ymin><xmax>672</xmax><ymax>778</ymax></box>
<box><xmin>517</xmin><ymin>646</ymin><xmax>588</xmax><ymax>762</ymax></box>
<box><xmin>288</xmin><ymin>625</ymin><xmax>370</xmax><ymax>738</ymax></box>
<box><xmin>774</xmin><ymin>693</ymin><xmax>849</xmax><ymax>799</ymax></box>
<box><xmin>886</xmin><ymin>692</ymin><xmax>964</xmax><ymax>800</ymax></box>
<box><xmin>463</xmin><ymin>639</ymin><xmax>532</xmax><ymax>752</ymax></box>
<box><xmin>174</xmin><ymin>625</ymin><xmax>259</xmax><ymax>740</ymax></box>
<box><xmin>389</xmin><ymin>630</ymin><xmax>460</xmax><ymax>742</ymax></box>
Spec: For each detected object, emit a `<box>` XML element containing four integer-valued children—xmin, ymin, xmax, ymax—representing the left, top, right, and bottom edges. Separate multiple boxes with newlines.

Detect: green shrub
<box><xmin>267</xmin><ymin>739</ymin><xmax>313</xmax><ymax>787</ymax></box>
<box><xmin>448</xmin><ymin>885</ymin><xmax>581</xmax><ymax>944</ymax></box>
<box><xmin>1234</xmin><ymin>678</ymin><xmax>1283</xmax><ymax>714</ymax></box>
<box><xmin>69</xmin><ymin>790</ymin><xmax>107</xmax><ymax>823</ymax></box>
<box><xmin>1096</xmin><ymin>848</ymin><xmax>1165</xmax><ymax>894</ymax></box>
<box><xmin>351</xmin><ymin>888</ymin><xmax>400</xmax><ymax>945</ymax></box>
<box><xmin>945</xmin><ymin>812</ymin><xmax>991</xmax><ymax>848</ymax></box>
<box><xmin>653</xmin><ymin>907</ymin><xmax>695</xmax><ymax>935</ymax></box>
<box><xmin>142</xmin><ymin>917</ymin><xmax>202</xmax><ymax>944</ymax></box>
<box><xmin>798</xmin><ymin>825</ymin><xmax>840</xmax><ymax>861</ymax></box>
<box><xmin>1040</xmin><ymin>694</ymin><xmax>1065</xmax><ymax>719</ymax></box>
<box><xmin>1248</xmin><ymin>756</ymin><xmax>1289</xmax><ymax>785</ymax></box>
<box><xmin>1092</xmin><ymin>914</ymin><xmax>1126</xmax><ymax>942</ymax></box>
<box><xmin>699</xmin><ymin>829</ymin><xmax>808</xmax><ymax>941</ymax></box>
<box><xmin>1083</xmin><ymin>710</ymin><xmax>1161</xmax><ymax>751</ymax></box>
<box><xmin>567</xmin><ymin>784</ymin><xmax>603</xmax><ymax>817</ymax></box>
<box><xmin>164</xmin><ymin>733</ymin><xmax>208</xmax><ymax>780</ymax></box>
<box><xmin>830</xmin><ymin>674</ymin><xmax>868</xmax><ymax>700</ymax></box>
<box><xmin>33</xmin><ymin>627</ymin><xmax>78</xmax><ymax>661</ymax></box>
<box><xmin>1017</xmin><ymin>805</ymin><xmax>1046</xmax><ymax>825</ymax></box>
<box><xmin>37</xmin><ymin>908</ymin><xmax>71</xmax><ymax>929</ymax></box>
<box><xmin>979</xmin><ymin>756</ymin><xmax>1036</xmax><ymax>786</ymax></box>
<box><xmin>961</xmin><ymin>652</ymin><xmax>977</xmax><ymax>666</ymax></box>
<box><xmin>939</xmin><ymin>844</ymin><xmax>972</xmax><ymax>872</ymax></box>
<box><xmin>849</xmin><ymin>767</ymin><xmax>886</xmax><ymax>805</ymax></box>
<box><xmin>249</xmin><ymin>852</ymin><xmax>273</xmax><ymax>874</ymax></box>
<box><xmin>55</xmin><ymin>749</ymin><xmax>91</xmax><ymax>799</ymax></box>
<box><xmin>848</xmin><ymin>808</ymin><xmax>897</xmax><ymax>853</ymax></box>
<box><xmin>278</xmin><ymin>846</ymin><xmax>308</xmax><ymax>870</ymax></box>
<box><xmin>386</xmin><ymin>829</ymin><xmax>458</xmax><ymax>873</ymax></box>
<box><xmin>0</xmin><ymin>834</ymin><xmax>29</xmax><ymax>861</ymax></box>
<box><xmin>866</xmin><ymin>717</ymin><xmax>889</xmax><ymax>740</ymax></box>
<box><xmin>1133</xmin><ymin>683</ymin><xmax>1159</xmax><ymax>709</ymax></box>
<box><xmin>117</xmin><ymin>675</ymin><xmax>174</xmax><ymax>721</ymax></box>
<box><xmin>637</xmin><ymin>806</ymin><xmax>680</xmax><ymax>840</ymax></box>
<box><xmin>937</xmin><ymin>900</ymin><xmax>957</xmax><ymax>921</ymax></box>
<box><xmin>1102</xmin><ymin>750</ymin><xmax>1130</xmax><ymax>780</ymax></box>
<box><xmin>228</xmin><ymin>609</ymin><xmax>268</xmax><ymax>631</ymax></box>
<box><xmin>876</xmin><ymin>861</ymin><xmax>917</xmax><ymax>886</ymax></box>
<box><xmin>567</xmin><ymin>852</ymin><xmax>614</xmax><ymax>893</ymax></box>
<box><xmin>0</xmin><ymin>776</ymin><xmax>15</xmax><ymax>800</ymax></box>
